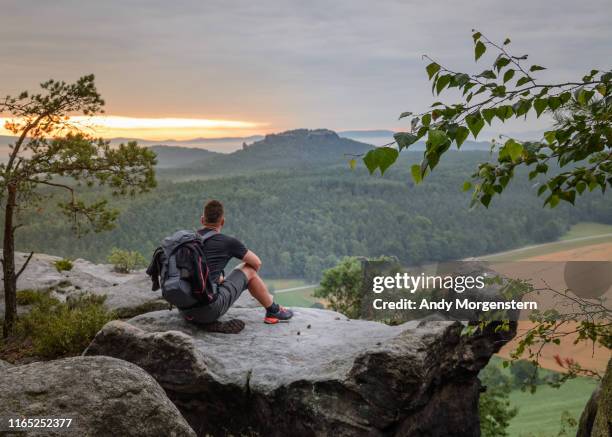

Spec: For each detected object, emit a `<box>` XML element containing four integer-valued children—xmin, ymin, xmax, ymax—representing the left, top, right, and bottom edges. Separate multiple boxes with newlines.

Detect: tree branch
<box><xmin>15</xmin><ymin>251</ymin><xmax>34</xmax><ymax>280</ymax></box>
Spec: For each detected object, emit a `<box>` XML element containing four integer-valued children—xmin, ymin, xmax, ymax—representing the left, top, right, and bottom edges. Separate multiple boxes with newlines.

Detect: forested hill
<box><xmin>149</xmin><ymin>145</ymin><xmax>220</xmax><ymax>168</ymax></box>
<box><xmin>160</xmin><ymin>129</ymin><xmax>373</xmax><ymax>178</ymax></box>
<box><xmin>10</xmin><ymin>151</ymin><xmax>612</xmax><ymax>281</ymax></box>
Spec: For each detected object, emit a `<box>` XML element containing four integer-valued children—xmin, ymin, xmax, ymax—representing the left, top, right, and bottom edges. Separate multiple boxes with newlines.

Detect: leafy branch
<box><xmin>358</xmin><ymin>30</ymin><xmax>612</xmax><ymax>208</ymax></box>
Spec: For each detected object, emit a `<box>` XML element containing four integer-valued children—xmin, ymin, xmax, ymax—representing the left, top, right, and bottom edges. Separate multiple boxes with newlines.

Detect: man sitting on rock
<box><xmin>180</xmin><ymin>199</ymin><xmax>293</xmax><ymax>333</ymax></box>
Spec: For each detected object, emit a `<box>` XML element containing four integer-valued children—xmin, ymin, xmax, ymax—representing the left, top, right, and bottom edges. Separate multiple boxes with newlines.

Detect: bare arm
<box><xmin>242</xmin><ymin>250</ymin><xmax>262</xmax><ymax>271</ymax></box>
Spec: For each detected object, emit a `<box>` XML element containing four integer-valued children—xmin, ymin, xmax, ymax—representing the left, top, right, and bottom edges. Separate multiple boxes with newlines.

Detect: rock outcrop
<box><xmin>0</xmin><ymin>356</ymin><xmax>195</xmax><ymax>437</ymax></box>
<box><xmin>577</xmin><ymin>358</ymin><xmax>611</xmax><ymax>437</ymax></box>
<box><xmin>0</xmin><ymin>251</ymin><xmax>166</xmax><ymax>316</ymax></box>
<box><xmin>85</xmin><ymin>305</ymin><xmax>516</xmax><ymax>436</ymax></box>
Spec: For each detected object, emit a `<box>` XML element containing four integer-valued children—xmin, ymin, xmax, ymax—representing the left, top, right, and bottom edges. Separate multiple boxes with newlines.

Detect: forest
<box><xmin>8</xmin><ymin>148</ymin><xmax>612</xmax><ymax>282</ymax></box>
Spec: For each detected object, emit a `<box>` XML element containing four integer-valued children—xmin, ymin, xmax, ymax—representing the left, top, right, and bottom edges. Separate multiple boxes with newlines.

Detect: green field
<box><xmin>482</xmin><ymin>221</ymin><xmax>612</xmax><ymax>261</ymax></box>
<box><xmin>484</xmin><ymin>357</ymin><xmax>598</xmax><ymax>437</ymax></box>
<box><xmin>264</xmin><ymin>278</ymin><xmax>308</xmax><ymax>291</ymax></box>
<box><xmin>559</xmin><ymin>221</ymin><xmax>612</xmax><ymax>240</ymax></box>
<box><xmin>508</xmin><ymin>377</ymin><xmax>597</xmax><ymax>436</ymax></box>
<box><xmin>274</xmin><ymin>286</ymin><xmax>320</xmax><ymax>307</ymax></box>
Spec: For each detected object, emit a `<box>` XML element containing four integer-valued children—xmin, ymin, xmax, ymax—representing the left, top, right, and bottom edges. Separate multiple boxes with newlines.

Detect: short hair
<box><xmin>203</xmin><ymin>199</ymin><xmax>224</xmax><ymax>224</ymax></box>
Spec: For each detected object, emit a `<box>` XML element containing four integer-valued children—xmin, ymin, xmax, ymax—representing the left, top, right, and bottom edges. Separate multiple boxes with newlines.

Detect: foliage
<box><xmin>506</xmin><ymin>282</ymin><xmax>611</xmax><ymax>386</ymax></box>
<box><xmin>510</xmin><ymin>359</ymin><xmax>541</xmax><ymax>389</ymax></box>
<box><xmin>314</xmin><ymin>256</ymin><xmax>363</xmax><ymax>318</ymax></box>
<box><xmin>362</xmin><ymin>31</ymin><xmax>612</xmax><ymax>210</ymax></box>
<box><xmin>479</xmin><ymin>363</ymin><xmax>518</xmax><ymax>437</ymax></box>
<box><xmin>54</xmin><ymin>258</ymin><xmax>73</xmax><ymax>272</ymax></box>
<box><xmin>107</xmin><ymin>248</ymin><xmax>146</xmax><ymax>273</ymax></box>
<box><xmin>0</xmin><ymin>75</ymin><xmax>157</xmax><ymax>337</ymax></box>
<box><xmin>14</xmin><ymin>292</ymin><xmax>114</xmax><ymax>358</ymax></box>
<box><xmin>15</xmin><ymin>289</ymin><xmax>48</xmax><ymax>306</ymax></box>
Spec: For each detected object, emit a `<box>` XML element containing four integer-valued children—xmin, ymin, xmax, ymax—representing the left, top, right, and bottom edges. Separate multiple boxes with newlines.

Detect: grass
<box><xmin>484</xmin><ymin>357</ymin><xmax>598</xmax><ymax>437</ymax></box>
<box><xmin>275</xmin><ymin>286</ymin><xmax>321</xmax><ymax>307</ymax></box>
<box><xmin>559</xmin><ymin>222</ymin><xmax>612</xmax><ymax>240</ymax></box>
<box><xmin>264</xmin><ymin>278</ymin><xmax>308</xmax><ymax>290</ymax></box>
<box><xmin>507</xmin><ymin>377</ymin><xmax>597</xmax><ymax>436</ymax></box>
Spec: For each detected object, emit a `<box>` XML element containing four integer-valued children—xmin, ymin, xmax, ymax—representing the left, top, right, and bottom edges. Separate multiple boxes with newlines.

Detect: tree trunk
<box><xmin>2</xmin><ymin>183</ymin><xmax>17</xmax><ymax>338</ymax></box>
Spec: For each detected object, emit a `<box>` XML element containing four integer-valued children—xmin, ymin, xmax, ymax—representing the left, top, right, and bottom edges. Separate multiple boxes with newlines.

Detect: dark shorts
<box><xmin>180</xmin><ymin>268</ymin><xmax>248</xmax><ymax>324</ymax></box>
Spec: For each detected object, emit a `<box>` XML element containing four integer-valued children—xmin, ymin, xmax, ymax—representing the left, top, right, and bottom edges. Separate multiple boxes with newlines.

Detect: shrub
<box><xmin>479</xmin><ymin>361</ymin><xmax>518</xmax><ymax>437</ymax></box>
<box><xmin>54</xmin><ymin>258</ymin><xmax>73</xmax><ymax>272</ymax></box>
<box><xmin>314</xmin><ymin>257</ymin><xmax>363</xmax><ymax>318</ymax></box>
<box><xmin>107</xmin><ymin>248</ymin><xmax>146</xmax><ymax>273</ymax></box>
<box><xmin>16</xmin><ymin>292</ymin><xmax>115</xmax><ymax>358</ymax></box>
<box><xmin>510</xmin><ymin>359</ymin><xmax>541</xmax><ymax>389</ymax></box>
<box><xmin>15</xmin><ymin>289</ymin><xmax>49</xmax><ymax>306</ymax></box>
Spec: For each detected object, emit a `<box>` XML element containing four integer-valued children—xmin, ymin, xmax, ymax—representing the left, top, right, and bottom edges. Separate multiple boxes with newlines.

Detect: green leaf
<box><xmin>514</xmin><ymin>99</ymin><xmax>532</xmax><ymax>117</ymax></box>
<box><xmin>478</xmin><ymin>70</ymin><xmax>497</xmax><ymax>80</ymax></box>
<box><xmin>426</xmin><ymin>62</ymin><xmax>441</xmax><ymax>80</ymax></box>
<box><xmin>494</xmin><ymin>56</ymin><xmax>511</xmax><ymax>71</ymax></box>
<box><xmin>398</xmin><ymin>111</ymin><xmax>413</xmax><ymax>120</ymax></box>
<box><xmin>376</xmin><ymin>147</ymin><xmax>399</xmax><ymax>175</ymax></box>
<box><xmin>363</xmin><ymin>150</ymin><xmax>379</xmax><ymax>175</ymax></box>
<box><xmin>537</xmin><ymin>185</ymin><xmax>547</xmax><ymax>196</ymax></box>
<box><xmin>548</xmin><ymin>96</ymin><xmax>561</xmax><ymax>111</ymax></box>
<box><xmin>363</xmin><ymin>147</ymin><xmax>399</xmax><ymax>175</ymax></box>
<box><xmin>480</xmin><ymin>193</ymin><xmax>492</xmax><ymax>207</ymax></box>
<box><xmin>496</xmin><ymin>105</ymin><xmax>514</xmax><ymax>121</ymax></box>
<box><xmin>349</xmin><ymin>159</ymin><xmax>356</xmax><ymax>170</ymax></box>
<box><xmin>466</xmin><ymin>114</ymin><xmax>485</xmax><ymax>138</ymax></box>
<box><xmin>516</xmin><ymin>76</ymin><xmax>531</xmax><ymax>87</ymax></box>
<box><xmin>475</xmin><ymin>41</ymin><xmax>486</xmax><ymax>61</ymax></box>
<box><xmin>421</xmin><ymin>113</ymin><xmax>432</xmax><ymax>127</ymax></box>
<box><xmin>472</xmin><ymin>31</ymin><xmax>482</xmax><ymax>42</ymax></box>
<box><xmin>503</xmin><ymin>139</ymin><xmax>524</xmax><ymax>162</ymax></box>
<box><xmin>529</xmin><ymin>65</ymin><xmax>546</xmax><ymax>72</ymax></box>
<box><xmin>462</xmin><ymin>181</ymin><xmax>472</xmax><ymax>192</ymax></box>
<box><xmin>455</xmin><ymin>126</ymin><xmax>470</xmax><ymax>148</ymax></box>
<box><xmin>436</xmin><ymin>75</ymin><xmax>452</xmax><ymax>94</ymax></box>
<box><xmin>544</xmin><ymin>131</ymin><xmax>556</xmax><ymax>144</ymax></box>
<box><xmin>482</xmin><ymin>108</ymin><xmax>496</xmax><ymax>125</ymax></box>
<box><xmin>503</xmin><ymin>38</ymin><xmax>511</xmax><ymax>45</ymax></box>
<box><xmin>394</xmin><ymin>132</ymin><xmax>419</xmax><ymax>150</ymax></box>
<box><xmin>454</xmin><ymin>73</ymin><xmax>470</xmax><ymax>87</ymax></box>
<box><xmin>534</xmin><ymin>98</ymin><xmax>548</xmax><ymax>117</ymax></box>
<box><xmin>503</xmin><ymin>69</ymin><xmax>515</xmax><ymax>83</ymax></box>
<box><xmin>411</xmin><ymin>164</ymin><xmax>422</xmax><ymax>184</ymax></box>
<box><xmin>547</xmin><ymin>194</ymin><xmax>560</xmax><ymax>208</ymax></box>
<box><xmin>428</xmin><ymin>129</ymin><xmax>448</xmax><ymax>147</ymax></box>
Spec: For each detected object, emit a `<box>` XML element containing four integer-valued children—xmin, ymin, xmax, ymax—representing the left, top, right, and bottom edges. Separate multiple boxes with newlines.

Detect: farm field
<box><xmin>480</xmin><ymin>222</ymin><xmax>612</xmax><ymax>262</ymax></box>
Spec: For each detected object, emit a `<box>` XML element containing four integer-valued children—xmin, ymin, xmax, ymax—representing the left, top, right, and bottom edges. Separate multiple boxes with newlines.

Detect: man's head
<box><xmin>202</xmin><ymin>199</ymin><xmax>225</xmax><ymax>228</ymax></box>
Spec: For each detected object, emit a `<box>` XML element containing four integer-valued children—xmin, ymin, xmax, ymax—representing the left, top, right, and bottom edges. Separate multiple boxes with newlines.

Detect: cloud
<box><xmin>1</xmin><ymin>0</ymin><xmax>610</xmax><ymax>136</ymax></box>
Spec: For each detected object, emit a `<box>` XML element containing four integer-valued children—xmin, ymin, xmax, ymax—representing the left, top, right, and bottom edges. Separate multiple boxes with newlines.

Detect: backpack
<box><xmin>157</xmin><ymin>229</ymin><xmax>217</xmax><ymax>309</ymax></box>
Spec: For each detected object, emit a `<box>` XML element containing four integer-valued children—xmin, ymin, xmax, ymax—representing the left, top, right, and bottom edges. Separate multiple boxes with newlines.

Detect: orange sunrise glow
<box><xmin>0</xmin><ymin>115</ymin><xmax>266</xmax><ymax>140</ymax></box>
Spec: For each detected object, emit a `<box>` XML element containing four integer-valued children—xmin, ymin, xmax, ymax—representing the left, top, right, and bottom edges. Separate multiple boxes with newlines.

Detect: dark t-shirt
<box><xmin>197</xmin><ymin>228</ymin><xmax>247</xmax><ymax>283</ymax></box>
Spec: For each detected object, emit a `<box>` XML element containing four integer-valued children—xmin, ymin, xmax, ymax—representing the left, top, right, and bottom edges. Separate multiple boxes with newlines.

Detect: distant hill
<box><xmin>169</xmin><ymin>129</ymin><xmax>373</xmax><ymax>178</ymax></box>
<box><xmin>149</xmin><ymin>145</ymin><xmax>219</xmax><ymax>168</ymax></box>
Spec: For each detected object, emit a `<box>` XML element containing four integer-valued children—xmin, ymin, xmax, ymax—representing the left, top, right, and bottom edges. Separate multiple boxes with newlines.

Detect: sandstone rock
<box><xmin>85</xmin><ymin>307</ymin><xmax>515</xmax><ymax>436</ymax></box>
<box><xmin>0</xmin><ymin>356</ymin><xmax>195</xmax><ymax>437</ymax></box>
<box><xmin>577</xmin><ymin>358</ymin><xmax>612</xmax><ymax>437</ymax></box>
<box><xmin>0</xmin><ymin>251</ymin><xmax>162</xmax><ymax>315</ymax></box>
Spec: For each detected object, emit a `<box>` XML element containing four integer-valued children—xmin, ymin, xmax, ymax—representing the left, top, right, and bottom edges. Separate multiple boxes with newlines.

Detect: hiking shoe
<box><xmin>264</xmin><ymin>305</ymin><xmax>294</xmax><ymax>324</ymax></box>
<box><xmin>201</xmin><ymin>319</ymin><xmax>245</xmax><ymax>334</ymax></box>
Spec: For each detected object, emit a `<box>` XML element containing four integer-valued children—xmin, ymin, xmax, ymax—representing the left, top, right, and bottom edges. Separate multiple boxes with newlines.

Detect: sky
<box><xmin>1</xmin><ymin>0</ymin><xmax>611</xmax><ymax>142</ymax></box>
